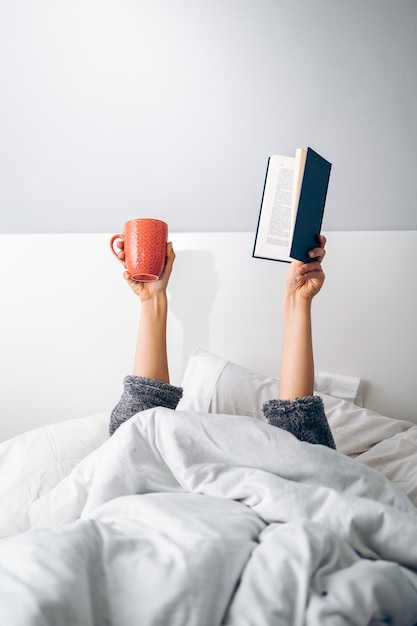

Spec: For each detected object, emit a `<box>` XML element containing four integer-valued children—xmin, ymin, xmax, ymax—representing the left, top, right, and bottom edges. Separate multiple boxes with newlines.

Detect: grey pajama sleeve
<box><xmin>110</xmin><ymin>377</ymin><xmax>335</xmax><ymax>450</ymax></box>
<box><xmin>262</xmin><ymin>395</ymin><xmax>336</xmax><ymax>449</ymax></box>
<box><xmin>109</xmin><ymin>375</ymin><xmax>183</xmax><ymax>436</ymax></box>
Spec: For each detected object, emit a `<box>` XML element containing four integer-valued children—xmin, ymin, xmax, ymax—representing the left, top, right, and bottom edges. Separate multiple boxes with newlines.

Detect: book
<box><xmin>253</xmin><ymin>147</ymin><xmax>332</xmax><ymax>263</ymax></box>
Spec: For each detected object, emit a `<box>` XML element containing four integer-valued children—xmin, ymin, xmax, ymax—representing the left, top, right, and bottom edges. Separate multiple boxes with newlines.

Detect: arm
<box><xmin>279</xmin><ymin>297</ymin><xmax>314</xmax><ymax>399</ymax></box>
<box><xmin>128</xmin><ymin>243</ymin><xmax>175</xmax><ymax>382</ymax></box>
<box><xmin>109</xmin><ymin>242</ymin><xmax>183</xmax><ymax>436</ymax></box>
<box><xmin>263</xmin><ymin>235</ymin><xmax>335</xmax><ymax>449</ymax></box>
<box><xmin>279</xmin><ymin>235</ymin><xmax>326</xmax><ymax>400</ymax></box>
<box><xmin>133</xmin><ymin>293</ymin><xmax>169</xmax><ymax>381</ymax></box>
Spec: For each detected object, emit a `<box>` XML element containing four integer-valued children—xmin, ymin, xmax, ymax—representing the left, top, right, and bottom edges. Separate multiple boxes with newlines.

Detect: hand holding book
<box><xmin>253</xmin><ymin>147</ymin><xmax>331</xmax><ymax>263</ymax></box>
<box><xmin>286</xmin><ymin>234</ymin><xmax>327</xmax><ymax>301</ymax></box>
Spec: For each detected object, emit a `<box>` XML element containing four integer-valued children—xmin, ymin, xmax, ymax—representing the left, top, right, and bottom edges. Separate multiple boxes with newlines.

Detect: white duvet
<box><xmin>1</xmin><ymin>408</ymin><xmax>417</xmax><ymax>625</ymax></box>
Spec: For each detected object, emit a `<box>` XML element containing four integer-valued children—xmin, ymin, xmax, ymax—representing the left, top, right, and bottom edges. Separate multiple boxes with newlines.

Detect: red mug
<box><xmin>110</xmin><ymin>218</ymin><xmax>168</xmax><ymax>281</ymax></box>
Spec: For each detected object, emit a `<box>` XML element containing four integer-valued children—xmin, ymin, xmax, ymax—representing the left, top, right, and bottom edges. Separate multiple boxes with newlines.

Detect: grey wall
<box><xmin>1</xmin><ymin>0</ymin><xmax>416</xmax><ymax>234</ymax></box>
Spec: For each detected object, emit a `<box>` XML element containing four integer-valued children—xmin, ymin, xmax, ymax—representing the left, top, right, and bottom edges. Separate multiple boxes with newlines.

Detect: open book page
<box><xmin>253</xmin><ymin>154</ymin><xmax>295</xmax><ymax>263</ymax></box>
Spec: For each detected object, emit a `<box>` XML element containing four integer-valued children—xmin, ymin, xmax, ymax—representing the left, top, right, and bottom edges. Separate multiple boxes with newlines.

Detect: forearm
<box><xmin>110</xmin><ymin>287</ymin><xmax>181</xmax><ymax>437</ymax></box>
<box><xmin>133</xmin><ymin>293</ymin><xmax>170</xmax><ymax>383</ymax></box>
<box><xmin>279</xmin><ymin>295</ymin><xmax>314</xmax><ymax>400</ymax></box>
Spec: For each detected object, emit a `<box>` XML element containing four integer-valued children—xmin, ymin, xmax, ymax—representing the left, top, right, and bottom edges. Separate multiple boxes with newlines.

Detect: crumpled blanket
<box><xmin>1</xmin><ymin>408</ymin><xmax>417</xmax><ymax>625</ymax></box>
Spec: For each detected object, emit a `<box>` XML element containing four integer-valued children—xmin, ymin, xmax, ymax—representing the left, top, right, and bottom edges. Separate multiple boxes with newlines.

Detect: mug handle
<box><xmin>110</xmin><ymin>234</ymin><xmax>126</xmax><ymax>268</ymax></box>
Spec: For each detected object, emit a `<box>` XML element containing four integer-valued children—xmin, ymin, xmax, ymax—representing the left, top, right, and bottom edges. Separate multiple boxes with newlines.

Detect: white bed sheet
<box><xmin>1</xmin><ymin>408</ymin><xmax>417</xmax><ymax>625</ymax></box>
<box><xmin>179</xmin><ymin>349</ymin><xmax>417</xmax><ymax>506</ymax></box>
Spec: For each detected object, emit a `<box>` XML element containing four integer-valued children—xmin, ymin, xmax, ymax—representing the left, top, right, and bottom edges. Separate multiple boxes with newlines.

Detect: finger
<box><xmin>298</xmin><ymin>260</ymin><xmax>324</xmax><ymax>276</ymax></box>
<box><xmin>297</xmin><ymin>268</ymin><xmax>325</xmax><ymax>284</ymax></box>
<box><xmin>155</xmin><ymin>242</ymin><xmax>174</xmax><ymax>282</ymax></box>
<box><xmin>308</xmin><ymin>246</ymin><xmax>326</xmax><ymax>262</ymax></box>
<box><xmin>317</xmin><ymin>234</ymin><xmax>326</xmax><ymax>247</ymax></box>
<box><xmin>116</xmin><ymin>240</ymin><xmax>124</xmax><ymax>249</ymax></box>
<box><xmin>164</xmin><ymin>242</ymin><xmax>175</xmax><ymax>269</ymax></box>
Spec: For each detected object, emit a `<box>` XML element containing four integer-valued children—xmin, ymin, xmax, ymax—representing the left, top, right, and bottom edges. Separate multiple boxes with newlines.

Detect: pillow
<box><xmin>0</xmin><ymin>412</ymin><xmax>109</xmax><ymax>537</ymax></box>
<box><xmin>178</xmin><ymin>348</ymin><xmax>362</xmax><ymax>416</ymax></box>
<box><xmin>179</xmin><ymin>349</ymin><xmax>417</xmax><ymax>506</ymax></box>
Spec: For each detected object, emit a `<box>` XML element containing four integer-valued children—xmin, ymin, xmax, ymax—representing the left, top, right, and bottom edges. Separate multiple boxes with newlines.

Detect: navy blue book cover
<box><xmin>289</xmin><ymin>148</ymin><xmax>332</xmax><ymax>263</ymax></box>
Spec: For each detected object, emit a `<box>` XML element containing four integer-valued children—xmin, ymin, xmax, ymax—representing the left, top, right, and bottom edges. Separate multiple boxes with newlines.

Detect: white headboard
<box><xmin>1</xmin><ymin>231</ymin><xmax>416</xmax><ymax>441</ymax></box>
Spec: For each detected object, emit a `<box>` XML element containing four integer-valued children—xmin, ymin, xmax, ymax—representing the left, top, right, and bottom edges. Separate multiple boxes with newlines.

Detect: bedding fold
<box><xmin>1</xmin><ymin>408</ymin><xmax>417</xmax><ymax>625</ymax></box>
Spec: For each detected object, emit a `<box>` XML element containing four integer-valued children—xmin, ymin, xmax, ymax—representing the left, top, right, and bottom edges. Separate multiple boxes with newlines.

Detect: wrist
<box><xmin>283</xmin><ymin>292</ymin><xmax>312</xmax><ymax>313</ymax></box>
<box><xmin>140</xmin><ymin>290</ymin><xmax>168</xmax><ymax>304</ymax></box>
<box><xmin>140</xmin><ymin>291</ymin><xmax>168</xmax><ymax>314</ymax></box>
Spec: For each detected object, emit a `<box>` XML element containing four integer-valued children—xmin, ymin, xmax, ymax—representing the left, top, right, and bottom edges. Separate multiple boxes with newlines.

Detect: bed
<box><xmin>1</xmin><ymin>231</ymin><xmax>417</xmax><ymax>625</ymax></box>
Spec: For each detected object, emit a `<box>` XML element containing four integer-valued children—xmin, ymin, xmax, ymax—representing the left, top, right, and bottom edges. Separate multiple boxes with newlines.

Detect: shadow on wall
<box><xmin>168</xmin><ymin>249</ymin><xmax>220</xmax><ymax>379</ymax></box>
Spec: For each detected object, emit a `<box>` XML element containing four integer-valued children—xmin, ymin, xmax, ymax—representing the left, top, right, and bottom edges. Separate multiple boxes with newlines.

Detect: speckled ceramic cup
<box><xmin>110</xmin><ymin>218</ymin><xmax>168</xmax><ymax>281</ymax></box>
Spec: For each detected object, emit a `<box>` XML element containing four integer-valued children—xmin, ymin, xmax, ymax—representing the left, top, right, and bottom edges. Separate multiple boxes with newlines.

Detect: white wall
<box><xmin>1</xmin><ymin>0</ymin><xmax>416</xmax><ymax>234</ymax></box>
<box><xmin>1</xmin><ymin>231</ymin><xmax>416</xmax><ymax>442</ymax></box>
